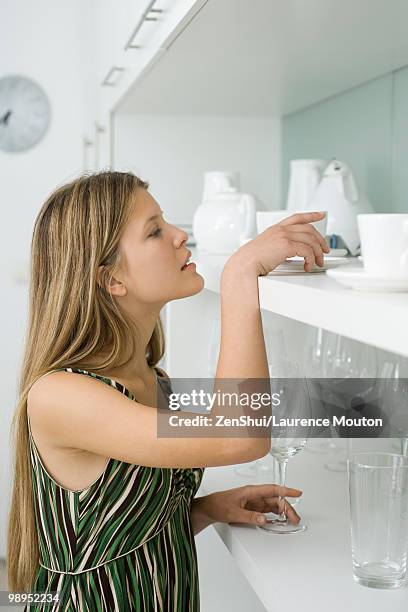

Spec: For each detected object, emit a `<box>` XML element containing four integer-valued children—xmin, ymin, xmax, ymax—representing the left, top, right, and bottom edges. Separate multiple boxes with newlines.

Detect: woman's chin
<box><xmin>180</xmin><ymin>271</ymin><xmax>205</xmax><ymax>294</ymax></box>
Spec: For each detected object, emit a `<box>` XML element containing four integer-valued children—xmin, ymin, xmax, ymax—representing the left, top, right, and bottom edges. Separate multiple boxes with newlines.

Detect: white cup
<box><xmin>357</xmin><ymin>213</ymin><xmax>408</xmax><ymax>277</ymax></box>
<box><xmin>256</xmin><ymin>209</ymin><xmax>328</xmax><ymax>237</ymax></box>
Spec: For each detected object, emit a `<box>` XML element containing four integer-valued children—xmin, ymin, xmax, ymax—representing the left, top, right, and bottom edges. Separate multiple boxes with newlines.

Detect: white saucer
<box><xmin>326</xmin><ymin>266</ymin><xmax>408</xmax><ymax>292</ymax></box>
<box><xmin>273</xmin><ymin>256</ymin><xmax>357</xmax><ymax>274</ymax></box>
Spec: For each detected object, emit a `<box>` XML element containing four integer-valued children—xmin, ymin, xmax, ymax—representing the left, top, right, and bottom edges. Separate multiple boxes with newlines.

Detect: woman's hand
<box><xmin>191</xmin><ymin>484</ymin><xmax>302</xmax><ymax>534</ymax></box>
<box><xmin>225</xmin><ymin>211</ymin><xmax>330</xmax><ymax>275</ymax></box>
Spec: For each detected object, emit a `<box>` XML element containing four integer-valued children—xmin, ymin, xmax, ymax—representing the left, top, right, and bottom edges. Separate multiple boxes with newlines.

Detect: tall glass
<box><xmin>258</xmin><ymin>361</ymin><xmax>311</xmax><ymax>534</ymax></box>
<box><xmin>303</xmin><ymin>327</ymin><xmax>334</xmax><ymax>453</ymax></box>
<box><xmin>377</xmin><ymin>353</ymin><xmax>408</xmax><ymax>456</ymax></box>
<box><xmin>320</xmin><ymin>333</ymin><xmax>378</xmax><ymax>472</ymax></box>
<box><xmin>348</xmin><ymin>452</ymin><xmax>408</xmax><ymax>589</ymax></box>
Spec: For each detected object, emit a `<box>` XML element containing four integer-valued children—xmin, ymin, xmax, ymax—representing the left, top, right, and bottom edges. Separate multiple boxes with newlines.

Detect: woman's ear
<box><xmin>97</xmin><ymin>265</ymin><xmax>127</xmax><ymax>297</ymax></box>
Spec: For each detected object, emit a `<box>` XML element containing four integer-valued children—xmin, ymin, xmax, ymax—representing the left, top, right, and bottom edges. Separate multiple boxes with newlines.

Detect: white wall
<box><xmin>0</xmin><ymin>0</ymin><xmax>95</xmax><ymax>557</ymax></box>
<box><xmin>113</xmin><ymin>113</ymin><xmax>282</xmax><ymax>223</ymax></box>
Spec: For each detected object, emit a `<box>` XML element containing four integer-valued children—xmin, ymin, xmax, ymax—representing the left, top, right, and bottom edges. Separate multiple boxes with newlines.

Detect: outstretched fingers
<box><xmin>278</xmin><ymin>211</ymin><xmax>326</xmax><ymax>227</ymax></box>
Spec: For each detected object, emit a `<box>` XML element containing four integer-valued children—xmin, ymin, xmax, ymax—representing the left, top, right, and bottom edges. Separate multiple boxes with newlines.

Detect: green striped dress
<box><xmin>25</xmin><ymin>367</ymin><xmax>205</xmax><ymax>611</ymax></box>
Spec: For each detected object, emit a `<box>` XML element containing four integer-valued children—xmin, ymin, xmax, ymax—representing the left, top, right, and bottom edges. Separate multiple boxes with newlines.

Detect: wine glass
<box><xmin>258</xmin><ymin>360</ymin><xmax>311</xmax><ymax>534</ymax></box>
<box><xmin>320</xmin><ymin>333</ymin><xmax>378</xmax><ymax>471</ymax></box>
<box><xmin>377</xmin><ymin>352</ymin><xmax>408</xmax><ymax>456</ymax></box>
<box><xmin>303</xmin><ymin>327</ymin><xmax>335</xmax><ymax>453</ymax></box>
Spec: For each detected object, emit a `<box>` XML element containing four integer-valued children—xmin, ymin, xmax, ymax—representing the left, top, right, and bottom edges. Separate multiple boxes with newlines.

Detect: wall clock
<box><xmin>0</xmin><ymin>74</ymin><xmax>51</xmax><ymax>153</ymax></box>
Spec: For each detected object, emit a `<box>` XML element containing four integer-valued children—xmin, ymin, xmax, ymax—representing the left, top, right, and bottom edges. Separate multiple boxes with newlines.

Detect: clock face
<box><xmin>0</xmin><ymin>75</ymin><xmax>51</xmax><ymax>153</ymax></box>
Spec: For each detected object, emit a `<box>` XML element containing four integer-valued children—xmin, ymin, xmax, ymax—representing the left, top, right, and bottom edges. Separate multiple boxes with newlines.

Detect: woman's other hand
<box><xmin>193</xmin><ymin>483</ymin><xmax>302</xmax><ymax>530</ymax></box>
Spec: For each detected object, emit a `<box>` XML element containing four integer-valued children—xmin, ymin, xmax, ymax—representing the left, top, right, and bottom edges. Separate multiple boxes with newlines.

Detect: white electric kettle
<box><xmin>307</xmin><ymin>159</ymin><xmax>374</xmax><ymax>255</ymax></box>
<box><xmin>193</xmin><ymin>187</ymin><xmax>257</xmax><ymax>254</ymax></box>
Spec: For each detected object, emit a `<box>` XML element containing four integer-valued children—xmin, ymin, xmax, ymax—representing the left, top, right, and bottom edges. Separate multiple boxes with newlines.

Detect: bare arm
<box><xmin>207</xmin><ymin>212</ymin><xmax>330</xmax><ymax>457</ymax></box>
<box><xmin>28</xmin><ymin>372</ymin><xmax>264</xmax><ymax>469</ymax></box>
<box><xmin>209</xmin><ymin>260</ymin><xmax>272</xmax><ymax>458</ymax></box>
<box><xmin>218</xmin><ymin>263</ymin><xmax>269</xmax><ymax>379</ymax></box>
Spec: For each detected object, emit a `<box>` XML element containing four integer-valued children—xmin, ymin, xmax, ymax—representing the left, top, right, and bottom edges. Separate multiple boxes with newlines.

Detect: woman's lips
<box><xmin>181</xmin><ymin>262</ymin><xmax>196</xmax><ymax>271</ymax></box>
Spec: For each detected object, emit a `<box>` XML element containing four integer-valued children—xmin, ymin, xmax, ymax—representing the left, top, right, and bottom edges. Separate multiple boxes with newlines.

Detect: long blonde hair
<box><xmin>7</xmin><ymin>170</ymin><xmax>165</xmax><ymax>591</ymax></box>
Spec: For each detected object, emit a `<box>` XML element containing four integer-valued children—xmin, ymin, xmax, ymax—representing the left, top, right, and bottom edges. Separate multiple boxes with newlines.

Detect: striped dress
<box><xmin>25</xmin><ymin>367</ymin><xmax>205</xmax><ymax>612</ymax></box>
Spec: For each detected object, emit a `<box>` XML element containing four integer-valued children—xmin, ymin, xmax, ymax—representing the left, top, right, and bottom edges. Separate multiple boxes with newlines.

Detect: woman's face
<box><xmin>115</xmin><ymin>188</ymin><xmax>204</xmax><ymax>306</ymax></box>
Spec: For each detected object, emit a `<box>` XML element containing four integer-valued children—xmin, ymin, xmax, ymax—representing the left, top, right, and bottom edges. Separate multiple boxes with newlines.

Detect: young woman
<box><xmin>7</xmin><ymin>171</ymin><xmax>329</xmax><ymax>611</ymax></box>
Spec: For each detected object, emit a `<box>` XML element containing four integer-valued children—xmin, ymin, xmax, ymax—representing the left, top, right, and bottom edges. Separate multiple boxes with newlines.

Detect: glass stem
<box><xmin>401</xmin><ymin>437</ymin><xmax>408</xmax><ymax>457</ymax></box>
<box><xmin>277</xmin><ymin>459</ymin><xmax>288</xmax><ymax>521</ymax></box>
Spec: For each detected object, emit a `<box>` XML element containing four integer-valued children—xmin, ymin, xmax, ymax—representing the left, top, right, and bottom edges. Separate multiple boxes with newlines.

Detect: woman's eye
<box><xmin>149</xmin><ymin>228</ymin><xmax>162</xmax><ymax>238</ymax></box>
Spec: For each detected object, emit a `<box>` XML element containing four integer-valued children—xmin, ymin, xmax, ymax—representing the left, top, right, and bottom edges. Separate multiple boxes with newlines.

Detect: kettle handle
<box><xmin>239</xmin><ymin>194</ymin><xmax>256</xmax><ymax>240</ymax></box>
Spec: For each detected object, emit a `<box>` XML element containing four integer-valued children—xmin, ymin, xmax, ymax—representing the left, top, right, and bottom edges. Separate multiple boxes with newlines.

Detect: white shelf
<box><xmin>197</xmin><ymin>444</ymin><xmax>408</xmax><ymax>612</ymax></box>
<box><xmin>191</xmin><ymin>247</ymin><xmax>408</xmax><ymax>357</ymax></box>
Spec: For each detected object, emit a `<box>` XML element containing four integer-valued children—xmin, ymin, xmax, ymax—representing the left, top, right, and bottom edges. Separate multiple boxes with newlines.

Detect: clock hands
<box><xmin>0</xmin><ymin>110</ymin><xmax>12</xmax><ymax>126</ymax></box>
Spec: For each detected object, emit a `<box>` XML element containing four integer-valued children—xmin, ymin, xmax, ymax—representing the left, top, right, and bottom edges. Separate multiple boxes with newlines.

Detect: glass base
<box><xmin>257</xmin><ymin>516</ymin><xmax>307</xmax><ymax>534</ymax></box>
<box><xmin>324</xmin><ymin>459</ymin><xmax>347</xmax><ymax>473</ymax></box>
<box><xmin>353</xmin><ymin>562</ymin><xmax>407</xmax><ymax>589</ymax></box>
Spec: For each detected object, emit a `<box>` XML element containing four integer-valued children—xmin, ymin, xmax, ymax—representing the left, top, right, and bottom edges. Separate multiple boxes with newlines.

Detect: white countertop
<box><xmin>191</xmin><ymin>247</ymin><xmax>408</xmax><ymax>357</ymax></box>
<box><xmin>196</xmin><ymin>443</ymin><xmax>408</xmax><ymax>612</ymax></box>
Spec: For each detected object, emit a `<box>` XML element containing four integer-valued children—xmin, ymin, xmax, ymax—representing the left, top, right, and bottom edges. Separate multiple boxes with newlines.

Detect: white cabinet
<box><xmin>80</xmin><ymin>0</ymin><xmax>211</xmax><ymax>176</ymax></box>
<box><xmin>93</xmin><ymin>0</ymin><xmax>208</xmax><ymax>117</ymax></box>
<box><xmin>115</xmin><ymin>0</ymin><xmax>408</xmax><ymax>116</ymax></box>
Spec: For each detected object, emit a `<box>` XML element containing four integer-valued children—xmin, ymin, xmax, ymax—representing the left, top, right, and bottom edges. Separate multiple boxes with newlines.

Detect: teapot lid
<box><xmin>322</xmin><ymin>158</ymin><xmax>359</xmax><ymax>202</ymax></box>
<box><xmin>323</xmin><ymin>158</ymin><xmax>351</xmax><ymax>177</ymax></box>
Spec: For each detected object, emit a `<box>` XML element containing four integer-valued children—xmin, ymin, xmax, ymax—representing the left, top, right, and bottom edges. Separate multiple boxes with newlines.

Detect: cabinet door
<box><xmin>95</xmin><ymin>0</ymin><xmax>209</xmax><ymax>116</ymax></box>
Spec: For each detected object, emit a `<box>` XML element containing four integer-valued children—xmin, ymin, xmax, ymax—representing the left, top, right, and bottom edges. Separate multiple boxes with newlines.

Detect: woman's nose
<box><xmin>174</xmin><ymin>227</ymin><xmax>189</xmax><ymax>246</ymax></box>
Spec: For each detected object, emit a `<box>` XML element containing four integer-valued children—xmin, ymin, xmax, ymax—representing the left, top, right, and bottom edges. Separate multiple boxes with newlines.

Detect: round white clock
<box><xmin>0</xmin><ymin>74</ymin><xmax>51</xmax><ymax>153</ymax></box>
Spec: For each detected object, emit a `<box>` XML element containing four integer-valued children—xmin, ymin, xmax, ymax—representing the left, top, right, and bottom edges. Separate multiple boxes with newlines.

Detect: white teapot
<box><xmin>192</xmin><ymin>187</ymin><xmax>257</xmax><ymax>254</ymax></box>
<box><xmin>307</xmin><ymin>159</ymin><xmax>374</xmax><ymax>255</ymax></box>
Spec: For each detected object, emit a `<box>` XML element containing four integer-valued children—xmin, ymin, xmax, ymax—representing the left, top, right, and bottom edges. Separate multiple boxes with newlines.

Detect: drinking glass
<box><xmin>258</xmin><ymin>361</ymin><xmax>311</xmax><ymax>534</ymax></box>
<box><xmin>348</xmin><ymin>452</ymin><xmax>408</xmax><ymax>589</ymax></box>
<box><xmin>320</xmin><ymin>333</ymin><xmax>378</xmax><ymax>472</ymax></box>
<box><xmin>377</xmin><ymin>353</ymin><xmax>408</xmax><ymax>456</ymax></box>
<box><xmin>303</xmin><ymin>327</ymin><xmax>334</xmax><ymax>453</ymax></box>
